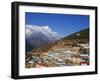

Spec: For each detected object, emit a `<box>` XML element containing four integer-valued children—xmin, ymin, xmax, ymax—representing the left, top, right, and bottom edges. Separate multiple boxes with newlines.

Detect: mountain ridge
<box><xmin>63</xmin><ymin>28</ymin><xmax>89</xmax><ymax>40</ymax></box>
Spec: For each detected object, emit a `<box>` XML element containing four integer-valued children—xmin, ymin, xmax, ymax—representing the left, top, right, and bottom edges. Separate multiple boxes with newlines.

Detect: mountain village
<box><xmin>25</xmin><ymin>39</ymin><xmax>89</xmax><ymax>68</ymax></box>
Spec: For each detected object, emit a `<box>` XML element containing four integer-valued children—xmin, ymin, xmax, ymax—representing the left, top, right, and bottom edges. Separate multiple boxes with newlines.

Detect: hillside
<box><xmin>63</xmin><ymin>28</ymin><xmax>89</xmax><ymax>40</ymax></box>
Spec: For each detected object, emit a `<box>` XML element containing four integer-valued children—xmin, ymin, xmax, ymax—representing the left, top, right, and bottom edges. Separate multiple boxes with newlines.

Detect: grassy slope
<box><xmin>63</xmin><ymin>28</ymin><xmax>89</xmax><ymax>40</ymax></box>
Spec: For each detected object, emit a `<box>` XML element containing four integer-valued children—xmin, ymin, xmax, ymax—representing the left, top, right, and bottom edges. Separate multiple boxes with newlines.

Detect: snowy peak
<box><xmin>26</xmin><ymin>25</ymin><xmax>61</xmax><ymax>51</ymax></box>
<box><xmin>26</xmin><ymin>25</ymin><xmax>60</xmax><ymax>40</ymax></box>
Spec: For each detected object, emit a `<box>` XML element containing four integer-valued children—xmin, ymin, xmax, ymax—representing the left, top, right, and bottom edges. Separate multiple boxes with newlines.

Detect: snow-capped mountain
<box><xmin>26</xmin><ymin>25</ymin><xmax>61</xmax><ymax>51</ymax></box>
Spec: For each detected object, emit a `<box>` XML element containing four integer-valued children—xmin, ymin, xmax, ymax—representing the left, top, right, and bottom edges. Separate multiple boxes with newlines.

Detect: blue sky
<box><xmin>25</xmin><ymin>12</ymin><xmax>89</xmax><ymax>37</ymax></box>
